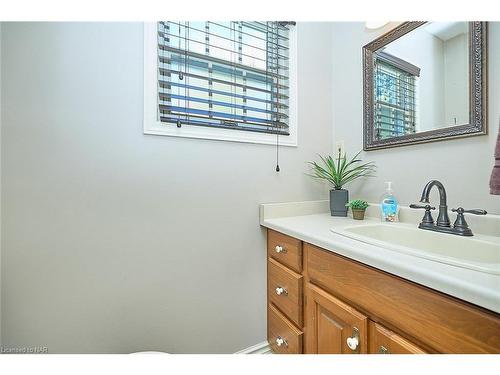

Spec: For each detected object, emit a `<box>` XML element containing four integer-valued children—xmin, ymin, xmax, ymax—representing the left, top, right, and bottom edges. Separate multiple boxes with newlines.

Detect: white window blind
<box><xmin>157</xmin><ymin>21</ymin><xmax>293</xmax><ymax>135</ymax></box>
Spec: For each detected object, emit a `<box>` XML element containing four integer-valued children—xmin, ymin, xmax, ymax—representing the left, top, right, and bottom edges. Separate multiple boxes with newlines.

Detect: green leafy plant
<box><xmin>307</xmin><ymin>149</ymin><xmax>376</xmax><ymax>190</ymax></box>
<box><xmin>346</xmin><ymin>199</ymin><xmax>369</xmax><ymax>210</ymax></box>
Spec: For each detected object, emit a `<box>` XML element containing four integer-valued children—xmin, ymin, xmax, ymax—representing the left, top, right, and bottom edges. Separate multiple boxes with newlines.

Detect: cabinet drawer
<box><xmin>268</xmin><ymin>257</ymin><xmax>303</xmax><ymax>327</ymax></box>
<box><xmin>268</xmin><ymin>304</ymin><xmax>303</xmax><ymax>354</ymax></box>
<box><xmin>268</xmin><ymin>229</ymin><xmax>302</xmax><ymax>273</ymax></box>
<box><xmin>306</xmin><ymin>243</ymin><xmax>500</xmax><ymax>353</ymax></box>
<box><xmin>369</xmin><ymin>321</ymin><xmax>426</xmax><ymax>354</ymax></box>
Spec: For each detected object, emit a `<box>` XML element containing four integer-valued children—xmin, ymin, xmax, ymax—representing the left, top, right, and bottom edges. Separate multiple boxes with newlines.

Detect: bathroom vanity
<box><xmin>261</xmin><ymin>201</ymin><xmax>500</xmax><ymax>354</ymax></box>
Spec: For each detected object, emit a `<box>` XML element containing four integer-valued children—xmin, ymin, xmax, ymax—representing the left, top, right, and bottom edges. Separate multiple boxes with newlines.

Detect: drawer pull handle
<box><xmin>379</xmin><ymin>345</ymin><xmax>389</xmax><ymax>354</ymax></box>
<box><xmin>275</xmin><ymin>286</ymin><xmax>288</xmax><ymax>296</ymax></box>
<box><xmin>276</xmin><ymin>336</ymin><xmax>288</xmax><ymax>347</ymax></box>
<box><xmin>275</xmin><ymin>245</ymin><xmax>286</xmax><ymax>254</ymax></box>
<box><xmin>346</xmin><ymin>327</ymin><xmax>360</xmax><ymax>352</ymax></box>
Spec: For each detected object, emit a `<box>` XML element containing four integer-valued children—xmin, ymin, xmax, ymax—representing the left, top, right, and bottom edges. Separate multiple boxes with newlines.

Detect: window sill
<box><xmin>144</xmin><ymin>123</ymin><xmax>298</xmax><ymax>147</ymax></box>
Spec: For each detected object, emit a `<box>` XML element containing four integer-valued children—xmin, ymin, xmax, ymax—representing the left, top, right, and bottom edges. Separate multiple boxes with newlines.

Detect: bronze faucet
<box><xmin>410</xmin><ymin>180</ymin><xmax>487</xmax><ymax>236</ymax></box>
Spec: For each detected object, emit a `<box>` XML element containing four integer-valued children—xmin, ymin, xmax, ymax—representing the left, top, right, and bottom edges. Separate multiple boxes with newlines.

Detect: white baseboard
<box><xmin>234</xmin><ymin>341</ymin><xmax>272</xmax><ymax>354</ymax></box>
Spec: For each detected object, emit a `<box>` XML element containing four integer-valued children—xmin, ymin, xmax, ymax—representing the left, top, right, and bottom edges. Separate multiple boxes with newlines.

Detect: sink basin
<box><xmin>330</xmin><ymin>223</ymin><xmax>500</xmax><ymax>274</ymax></box>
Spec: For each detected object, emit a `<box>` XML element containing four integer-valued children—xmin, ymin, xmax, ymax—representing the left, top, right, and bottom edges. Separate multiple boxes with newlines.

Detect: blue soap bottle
<box><xmin>380</xmin><ymin>181</ymin><xmax>399</xmax><ymax>222</ymax></box>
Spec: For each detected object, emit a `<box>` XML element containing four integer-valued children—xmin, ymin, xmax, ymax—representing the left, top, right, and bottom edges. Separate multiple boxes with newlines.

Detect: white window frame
<box><xmin>143</xmin><ymin>22</ymin><xmax>298</xmax><ymax>146</ymax></box>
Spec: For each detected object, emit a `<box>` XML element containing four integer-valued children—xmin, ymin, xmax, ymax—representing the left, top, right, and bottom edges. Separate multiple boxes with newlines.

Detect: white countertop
<box><xmin>260</xmin><ymin>200</ymin><xmax>500</xmax><ymax>314</ymax></box>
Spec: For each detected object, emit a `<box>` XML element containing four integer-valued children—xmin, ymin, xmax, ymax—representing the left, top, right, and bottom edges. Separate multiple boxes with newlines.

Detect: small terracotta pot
<box><xmin>352</xmin><ymin>209</ymin><xmax>366</xmax><ymax>220</ymax></box>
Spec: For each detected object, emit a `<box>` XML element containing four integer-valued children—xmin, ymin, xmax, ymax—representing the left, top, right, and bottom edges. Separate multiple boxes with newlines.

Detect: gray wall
<box><xmin>443</xmin><ymin>33</ymin><xmax>469</xmax><ymax>126</ymax></box>
<box><xmin>385</xmin><ymin>26</ymin><xmax>446</xmax><ymax>131</ymax></box>
<box><xmin>0</xmin><ymin>22</ymin><xmax>333</xmax><ymax>353</ymax></box>
<box><xmin>331</xmin><ymin>22</ymin><xmax>500</xmax><ymax>214</ymax></box>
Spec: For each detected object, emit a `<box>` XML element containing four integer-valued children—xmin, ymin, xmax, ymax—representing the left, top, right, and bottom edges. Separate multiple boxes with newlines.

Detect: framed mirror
<box><xmin>363</xmin><ymin>22</ymin><xmax>487</xmax><ymax>151</ymax></box>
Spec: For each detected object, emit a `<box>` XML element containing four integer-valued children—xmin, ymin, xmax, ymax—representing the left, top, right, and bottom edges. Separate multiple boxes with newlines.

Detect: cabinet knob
<box><xmin>275</xmin><ymin>245</ymin><xmax>286</xmax><ymax>253</ymax></box>
<box><xmin>275</xmin><ymin>336</ymin><xmax>288</xmax><ymax>347</ymax></box>
<box><xmin>275</xmin><ymin>286</ymin><xmax>288</xmax><ymax>296</ymax></box>
<box><xmin>346</xmin><ymin>327</ymin><xmax>360</xmax><ymax>352</ymax></box>
<box><xmin>379</xmin><ymin>345</ymin><xmax>389</xmax><ymax>354</ymax></box>
<box><xmin>346</xmin><ymin>336</ymin><xmax>359</xmax><ymax>351</ymax></box>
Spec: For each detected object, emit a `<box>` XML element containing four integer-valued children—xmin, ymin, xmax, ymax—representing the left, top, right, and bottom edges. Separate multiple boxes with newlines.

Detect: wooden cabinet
<box><xmin>267</xmin><ymin>230</ymin><xmax>304</xmax><ymax>353</ymax></box>
<box><xmin>268</xmin><ymin>258</ymin><xmax>303</xmax><ymax>327</ymax></box>
<box><xmin>305</xmin><ymin>242</ymin><xmax>500</xmax><ymax>353</ymax></box>
<box><xmin>369</xmin><ymin>322</ymin><xmax>426</xmax><ymax>354</ymax></box>
<box><xmin>267</xmin><ymin>229</ymin><xmax>303</xmax><ymax>273</ymax></box>
<box><xmin>266</xmin><ymin>229</ymin><xmax>500</xmax><ymax>354</ymax></box>
<box><xmin>305</xmin><ymin>282</ymin><xmax>367</xmax><ymax>354</ymax></box>
<box><xmin>268</xmin><ymin>304</ymin><xmax>303</xmax><ymax>354</ymax></box>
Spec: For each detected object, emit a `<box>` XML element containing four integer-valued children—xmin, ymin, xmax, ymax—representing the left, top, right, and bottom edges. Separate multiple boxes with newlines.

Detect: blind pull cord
<box><xmin>177</xmin><ymin>22</ymin><xmax>184</xmax><ymax>128</ymax></box>
<box><xmin>275</xmin><ymin>22</ymin><xmax>280</xmax><ymax>172</ymax></box>
<box><xmin>178</xmin><ymin>23</ymin><xmax>184</xmax><ymax>81</ymax></box>
<box><xmin>184</xmin><ymin>24</ymin><xmax>188</xmax><ymax>127</ymax></box>
<box><xmin>276</xmin><ymin>136</ymin><xmax>280</xmax><ymax>172</ymax></box>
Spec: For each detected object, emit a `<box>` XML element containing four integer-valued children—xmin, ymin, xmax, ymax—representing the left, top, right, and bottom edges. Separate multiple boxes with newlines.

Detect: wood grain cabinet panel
<box><xmin>268</xmin><ymin>229</ymin><xmax>303</xmax><ymax>273</ymax></box>
<box><xmin>268</xmin><ymin>304</ymin><xmax>303</xmax><ymax>354</ymax></box>
<box><xmin>305</xmin><ymin>282</ymin><xmax>368</xmax><ymax>354</ymax></box>
<box><xmin>268</xmin><ymin>257</ymin><xmax>303</xmax><ymax>327</ymax></box>
<box><xmin>369</xmin><ymin>321</ymin><xmax>426</xmax><ymax>354</ymax></box>
<box><xmin>266</xmin><ymin>229</ymin><xmax>500</xmax><ymax>354</ymax></box>
<box><xmin>305</xmin><ymin>243</ymin><xmax>500</xmax><ymax>353</ymax></box>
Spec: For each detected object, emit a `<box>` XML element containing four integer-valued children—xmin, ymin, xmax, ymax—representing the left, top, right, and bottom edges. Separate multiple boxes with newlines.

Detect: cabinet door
<box><xmin>305</xmin><ymin>282</ymin><xmax>367</xmax><ymax>354</ymax></box>
<box><xmin>369</xmin><ymin>321</ymin><xmax>426</xmax><ymax>354</ymax></box>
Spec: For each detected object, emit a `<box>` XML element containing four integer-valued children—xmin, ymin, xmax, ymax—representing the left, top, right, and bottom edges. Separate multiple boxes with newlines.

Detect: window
<box><xmin>374</xmin><ymin>52</ymin><xmax>419</xmax><ymax>141</ymax></box>
<box><xmin>143</xmin><ymin>22</ymin><xmax>297</xmax><ymax>146</ymax></box>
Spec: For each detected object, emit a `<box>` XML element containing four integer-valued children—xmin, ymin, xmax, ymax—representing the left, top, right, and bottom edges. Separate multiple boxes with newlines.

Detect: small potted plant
<box><xmin>346</xmin><ymin>200</ymin><xmax>369</xmax><ymax>220</ymax></box>
<box><xmin>308</xmin><ymin>150</ymin><xmax>376</xmax><ymax>217</ymax></box>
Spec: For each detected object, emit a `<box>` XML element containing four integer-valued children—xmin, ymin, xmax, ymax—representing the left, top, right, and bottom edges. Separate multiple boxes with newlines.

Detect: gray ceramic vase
<box><xmin>330</xmin><ymin>189</ymin><xmax>349</xmax><ymax>217</ymax></box>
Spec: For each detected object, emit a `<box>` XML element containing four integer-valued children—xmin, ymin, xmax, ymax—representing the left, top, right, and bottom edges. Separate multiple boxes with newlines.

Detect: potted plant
<box><xmin>308</xmin><ymin>150</ymin><xmax>376</xmax><ymax>217</ymax></box>
<box><xmin>346</xmin><ymin>200</ymin><xmax>369</xmax><ymax>220</ymax></box>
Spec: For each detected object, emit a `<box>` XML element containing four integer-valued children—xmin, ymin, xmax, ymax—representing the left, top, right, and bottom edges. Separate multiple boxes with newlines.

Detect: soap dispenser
<box><xmin>380</xmin><ymin>181</ymin><xmax>399</xmax><ymax>222</ymax></box>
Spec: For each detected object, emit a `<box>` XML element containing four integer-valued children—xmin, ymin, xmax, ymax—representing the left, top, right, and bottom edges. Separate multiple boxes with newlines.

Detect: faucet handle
<box><xmin>451</xmin><ymin>207</ymin><xmax>487</xmax><ymax>215</ymax></box>
<box><xmin>409</xmin><ymin>204</ymin><xmax>435</xmax><ymax>211</ymax></box>
<box><xmin>410</xmin><ymin>204</ymin><xmax>435</xmax><ymax>225</ymax></box>
<box><xmin>451</xmin><ymin>208</ymin><xmax>487</xmax><ymax>236</ymax></box>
